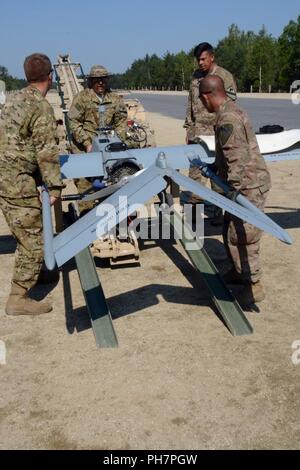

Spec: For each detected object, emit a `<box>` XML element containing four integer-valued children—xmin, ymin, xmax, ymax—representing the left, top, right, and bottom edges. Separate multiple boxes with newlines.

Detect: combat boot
<box><xmin>5</xmin><ymin>283</ymin><xmax>53</xmax><ymax>316</ymax></box>
<box><xmin>237</xmin><ymin>280</ymin><xmax>266</xmax><ymax>307</ymax></box>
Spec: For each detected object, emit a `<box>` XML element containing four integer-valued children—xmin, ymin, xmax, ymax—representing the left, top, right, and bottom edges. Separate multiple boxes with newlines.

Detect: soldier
<box><xmin>199</xmin><ymin>75</ymin><xmax>271</xmax><ymax>306</ymax></box>
<box><xmin>0</xmin><ymin>53</ymin><xmax>64</xmax><ymax>316</ymax></box>
<box><xmin>184</xmin><ymin>42</ymin><xmax>237</xmax><ymax>223</ymax></box>
<box><xmin>68</xmin><ymin>65</ymin><xmax>128</xmax><ymax>212</ymax></box>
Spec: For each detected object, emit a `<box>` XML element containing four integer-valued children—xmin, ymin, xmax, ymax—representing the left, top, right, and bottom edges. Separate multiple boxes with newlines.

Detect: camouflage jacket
<box><xmin>0</xmin><ymin>86</ymin><xmax>63</xmax><ymax>198</ymax></box>
<box><xmin>68</xmin><ymin>88</ymin><xmax>128</xmax><ymax>151</ymax></box>
<box><xmin>215</xmin><ymin>99</ymin><xmax>271</xmax><ymax>192</ymax></box>
<box><xmin>184</xmin><ymin>65</ymin><xmax>237</xmax><ymax>140</ymax></box>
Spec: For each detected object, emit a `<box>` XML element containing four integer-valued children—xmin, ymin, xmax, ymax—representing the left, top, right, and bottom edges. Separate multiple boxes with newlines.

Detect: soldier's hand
<box><xmin>49</xmin><ymin>196</ymin><xmax>58</xmax><ymax>206</ymax></box>
<box><xmin>39</xmin><ymin>189</ymin><xmax>59</xmax><ymax>206</ymax></box>
<box><xmin>86</xmin><ymin>144</ymin><xmax>93</xmax><ymax>153</ymax></box>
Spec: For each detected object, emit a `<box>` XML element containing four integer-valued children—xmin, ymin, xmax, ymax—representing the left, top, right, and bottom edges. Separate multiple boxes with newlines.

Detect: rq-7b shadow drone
<box><xmin>42</xmin><ymin>124</ymin><xmax>299</xmax><ymax>346</ymax></box>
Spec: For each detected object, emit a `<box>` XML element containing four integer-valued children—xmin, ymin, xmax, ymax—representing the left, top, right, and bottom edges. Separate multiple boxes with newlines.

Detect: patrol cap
<box><xmin>87</xmin><ymin>65</ymin><xmax>111</xmax><ymax>78</ymax></box>
<box><xmin>24</xmin><ymin>53</ymin><xmax>53</xmax><ymax>82</ymax></box>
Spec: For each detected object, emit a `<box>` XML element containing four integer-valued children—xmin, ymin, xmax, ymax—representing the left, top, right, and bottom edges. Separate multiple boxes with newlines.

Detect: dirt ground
<box><xmin>0</xmin><ymin>110</ymin><xmax>300</xmax><ymax>450</ymax></box>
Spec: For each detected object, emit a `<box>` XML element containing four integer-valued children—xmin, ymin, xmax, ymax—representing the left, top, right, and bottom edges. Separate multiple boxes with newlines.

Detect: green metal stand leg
<box><xmin>168</xmin><ymin>211</ymin><xmax>253</xmax><ymax>336</ymax></box>
<box><xmin>75</xmin><ymin>248</ymin><xmax>118</xmax><ymax>347</ymax></box>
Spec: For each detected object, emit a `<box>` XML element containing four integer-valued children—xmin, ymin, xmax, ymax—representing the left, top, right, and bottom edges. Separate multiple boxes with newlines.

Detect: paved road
<box><xmin>126</xmin><ymin>93</ymin><xmax>300</xmax><ymax>131</ymax></box>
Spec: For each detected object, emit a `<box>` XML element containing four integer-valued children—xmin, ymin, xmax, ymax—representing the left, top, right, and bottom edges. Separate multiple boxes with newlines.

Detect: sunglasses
<box><xmin>92</xmin><ymin>77</ymin><xmax>109</xmax><ymax>83</ymax></box>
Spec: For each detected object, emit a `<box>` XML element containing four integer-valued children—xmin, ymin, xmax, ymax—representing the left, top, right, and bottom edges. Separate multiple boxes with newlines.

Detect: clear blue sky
<box><xmin>1</xmin><ymin>0</ymin><xmax>299</xmax><ymax>78</ymax></box>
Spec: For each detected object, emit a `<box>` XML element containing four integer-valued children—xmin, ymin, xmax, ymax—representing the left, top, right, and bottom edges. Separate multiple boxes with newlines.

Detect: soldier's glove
<box><xmin>226</xmin><ymin>189</ymin><xmax>240</xmax><ymax>202</ymax></box>
<box><xmin>187</xmin><ymin>159</ymin><xmax>208</xmax><ymax>178</ymax></box>
<box><xmin>199</xmin><ymin>162</ymin><xmax>218</xmax><ymax>178</ymax></box>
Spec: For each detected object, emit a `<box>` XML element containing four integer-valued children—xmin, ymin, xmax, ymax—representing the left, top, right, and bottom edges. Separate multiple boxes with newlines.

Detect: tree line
<box><xmin>1</xmin><ymin>15</ymin><xmax>299</xmax><ymax>93</ymax></box>
<box><xmin>0</xmin><ymin>66</ymin><xmax>27</xmax><ymax>91</ymax></box>
<box><xmin>111</xmin><ymin>16</ymin><xmax>300</xmax><ymax>92</ymax></box>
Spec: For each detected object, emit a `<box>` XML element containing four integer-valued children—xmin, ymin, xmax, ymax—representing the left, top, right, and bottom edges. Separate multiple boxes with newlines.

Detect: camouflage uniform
<box><xmin>184</xmin><ymin>65</ymin><xmax>237</xmax><ymax>140</ymax></box>
<box><xmin>215</xmin><ymin>98</ymin><xmax>271</xmax><ymax>283</ymax></box>
<box><xmin>184</xmin><ymin>65</ymin><xmax>237</xmax><ymax>202</ymax></box>
<box><xmin>68</xmin><ymin>88</ymin><xmax>128</xmax><ymax>211</ymax></box>
<box><xmin>0</xmin><ymin>85</ymin><xmax>63</xmax><ymax>289</ymax></box>
<box><xmin>69</xmin><ymin>88</ymin><xmax>128</xmax><ymax>150</ymax></box>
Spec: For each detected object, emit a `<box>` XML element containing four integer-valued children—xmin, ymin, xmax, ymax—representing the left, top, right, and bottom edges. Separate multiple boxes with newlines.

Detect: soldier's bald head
<box><xmin>199</xmin><ymin>75</ymin><xmax>226</xmax><ymax>97</ymax></box>
<box><xmin>198</xmin><ymin>75</ymin><xmax>228</xmax><ymax>113</ymax></box>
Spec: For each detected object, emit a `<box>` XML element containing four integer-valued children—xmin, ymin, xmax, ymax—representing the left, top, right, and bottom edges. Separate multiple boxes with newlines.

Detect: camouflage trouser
<box><xmin>71</xmin><ymin>140</ymin><xmax>96</xmax><ymax>213</ymax></box>
<box><xmin>0</xmin><ymin>195</ymin><xmax>43</xmax><ymax>290</ymax></box>
<box><xmin>74</xmin><ymin>178</ymin><xmax>95</xmax><ymax>213</ymax></box>
<box><xmin>223</xmin><ymin>187</ymin><xmax>269</xmax><ymax>283</ymax></box>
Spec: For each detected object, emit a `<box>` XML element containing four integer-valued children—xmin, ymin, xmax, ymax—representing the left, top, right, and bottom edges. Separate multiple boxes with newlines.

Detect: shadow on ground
<box><xmin>62</xmin><ymin>237</ymin><xmax>240</xmax><ymax>337</ymax></box>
